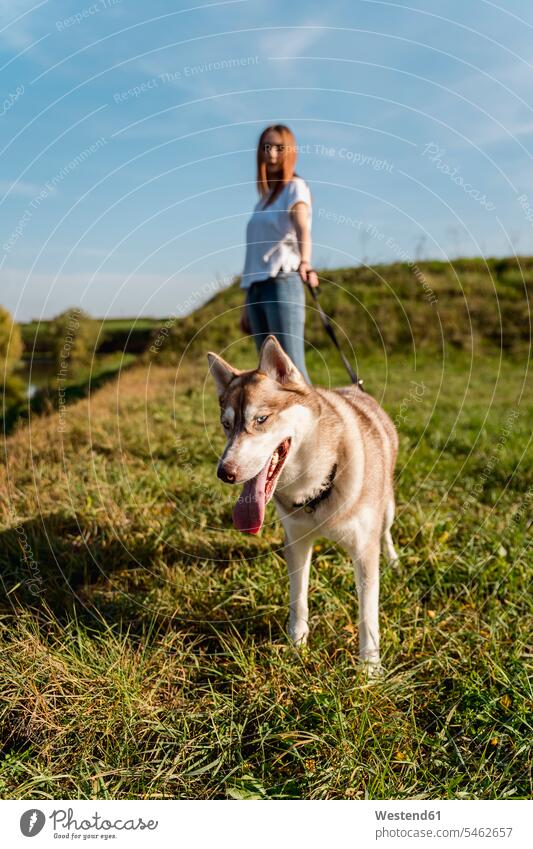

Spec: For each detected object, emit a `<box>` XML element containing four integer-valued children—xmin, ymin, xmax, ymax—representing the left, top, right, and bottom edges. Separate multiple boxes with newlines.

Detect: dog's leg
<box><xmin>283</xmin><ymin>528</ymin><xmax>313</xmax><ymax>647</ymax></box>
<box><xmin>382</xmin><ymin>495</ymin><xmax>398</xmax><ymax>565</ymax></box>
<box><xmin>349</xmin><ymin>522</ymin><xmax>382</xmax><ymax>671</ymax></box>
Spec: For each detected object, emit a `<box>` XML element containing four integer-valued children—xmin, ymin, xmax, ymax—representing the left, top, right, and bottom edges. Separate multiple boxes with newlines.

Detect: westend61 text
<box><xmin>375</xmin><ymin>810</ymin><xmax>441</xmax><ymax>820</ymax></box>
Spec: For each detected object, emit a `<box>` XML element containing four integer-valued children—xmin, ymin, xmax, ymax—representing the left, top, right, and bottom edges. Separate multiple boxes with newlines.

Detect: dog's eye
<box><xmin>221</xmin><ymin>420</ymin><xmax>230</xmax><ymax>430</ymax></box>
<box><xmin>255</xmin><ymin>415</ymin><xmax>269</xmax><ymax>425</ymax></box>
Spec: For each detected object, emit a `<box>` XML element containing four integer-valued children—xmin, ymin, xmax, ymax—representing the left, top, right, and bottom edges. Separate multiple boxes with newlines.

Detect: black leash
<box><xmin>305</xmin><ymin>274</ymin><xmax>363</xmax><ymax>388</ymax></box>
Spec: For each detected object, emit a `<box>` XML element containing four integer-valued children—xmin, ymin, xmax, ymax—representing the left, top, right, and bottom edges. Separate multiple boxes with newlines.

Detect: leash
<box><xmin>304</xmin><ymin>273</ymin><xmax>364</xmax><ymax>388</ymax></box>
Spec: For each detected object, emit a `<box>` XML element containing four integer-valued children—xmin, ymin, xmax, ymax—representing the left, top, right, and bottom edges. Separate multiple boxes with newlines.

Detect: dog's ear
<box><xmin>207</xmin><ymin>352</ymin><xmax>241</xmax><ymax>397</ymax></box>
<box><xmin>258</xmin><ymin>335</ymin><xmax>304</xmax><ymax>385</ymax></box>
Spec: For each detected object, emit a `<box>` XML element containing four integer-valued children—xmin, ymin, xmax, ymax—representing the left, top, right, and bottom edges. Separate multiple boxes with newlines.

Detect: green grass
<box><xmin>0</xmin><ymin>333</ymin><xmax>531</xmax><ymax>799</ymax></box>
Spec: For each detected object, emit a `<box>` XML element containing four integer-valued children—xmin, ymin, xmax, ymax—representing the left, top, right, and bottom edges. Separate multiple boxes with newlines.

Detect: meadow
<box><xmin>0</xmin><ymin>258</ymin><xmax>531</xmax><ymax>799</ymax></box>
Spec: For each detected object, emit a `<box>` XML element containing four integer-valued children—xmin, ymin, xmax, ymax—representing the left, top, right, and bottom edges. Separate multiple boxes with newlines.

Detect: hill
<box><xmin>154</xmin><ymin>256</ymin><xmax>532</xmax><ymax>361</ymax></box>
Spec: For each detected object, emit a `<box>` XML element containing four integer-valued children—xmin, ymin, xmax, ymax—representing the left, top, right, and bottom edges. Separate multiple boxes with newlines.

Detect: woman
<box><xmin>240</xmin><ymin>124</ymin><xmax>318</xmax><ymax>384</ymax></box>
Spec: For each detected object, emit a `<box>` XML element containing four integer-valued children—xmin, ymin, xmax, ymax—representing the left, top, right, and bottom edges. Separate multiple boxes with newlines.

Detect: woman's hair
<box><xmin>256</xmin><ymin>124</ymin><xmax>299</xmax><ymax>207</ymax></box>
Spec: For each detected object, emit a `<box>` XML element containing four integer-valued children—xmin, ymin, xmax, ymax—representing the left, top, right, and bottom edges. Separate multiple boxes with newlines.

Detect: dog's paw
<box><xmin>360</xmin><ymin>659</ymin><xmax>384</xmax><ymax>681</ymax></box>
<box><xmin>289</xmin><ymin>621</ymin><xmax>309</xmax><ymax>648</ymax></box>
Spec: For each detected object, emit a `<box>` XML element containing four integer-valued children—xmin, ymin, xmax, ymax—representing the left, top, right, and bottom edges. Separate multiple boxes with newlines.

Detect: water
<box><xmin>14</xmin><ymin>354</ymin><xmax>126</xmax><ymax>400</ymax></box>
<box><xmin>15</xmin><ymin>359</ymin><xmax>57</xmax><ymax>399</ymax></box>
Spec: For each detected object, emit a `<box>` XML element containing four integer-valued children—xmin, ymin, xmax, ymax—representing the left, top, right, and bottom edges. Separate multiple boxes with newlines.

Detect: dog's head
<box><xmin>207</xmin><ymin>335</ymin><xmax>313</xmax><ymax>534</ymax></box>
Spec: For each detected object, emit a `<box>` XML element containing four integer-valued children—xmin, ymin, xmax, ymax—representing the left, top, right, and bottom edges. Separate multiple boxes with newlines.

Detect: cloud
<box><xmin>0</xmin><ymin>0</ymin><xmax>44</xmax><ymax>51</ymax></box>
<box><xmin>437</xmin><ymin>63</ymin><xmax>533</xmax><ymax>148</ymax></box>
<box><xmin>259</xmin><ymin>21</ymin><xmax>327</xmax><ymax>59</ymax></box>
<box><xmin>0</xmin><ymin>179</ymin><xmax>43</xmax><ymax>197</ymax></box>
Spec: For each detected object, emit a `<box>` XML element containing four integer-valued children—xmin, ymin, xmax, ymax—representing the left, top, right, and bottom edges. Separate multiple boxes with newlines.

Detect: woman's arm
<box><xmin>290</xmin><ymin>201</ymin><xmax>319</xmax><ymax>288</ymax></box>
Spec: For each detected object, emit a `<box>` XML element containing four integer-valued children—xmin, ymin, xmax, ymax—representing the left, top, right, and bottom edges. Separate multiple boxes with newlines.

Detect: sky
<box><xmin>1</xmin><ymin>0</ymin><xmax>532</xmax><ymax>321</ymax></box>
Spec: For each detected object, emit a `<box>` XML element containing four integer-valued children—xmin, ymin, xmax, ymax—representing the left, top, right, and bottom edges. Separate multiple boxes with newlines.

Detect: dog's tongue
<box><xmin>232</xmin><ymin>457</ymin><xmax>270</xmax><ymax>534</ymax></box>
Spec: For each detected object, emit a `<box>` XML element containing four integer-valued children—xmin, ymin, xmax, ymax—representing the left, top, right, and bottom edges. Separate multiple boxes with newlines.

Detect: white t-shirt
<box><xmin>241</xmin><ymin>176</ymin><xmax>312</xmax><ymax>289</ymax></box>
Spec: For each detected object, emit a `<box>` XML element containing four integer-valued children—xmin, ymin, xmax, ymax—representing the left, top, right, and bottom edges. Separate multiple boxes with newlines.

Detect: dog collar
<box><xmin>292</xmin><ymin>463</ymin><xmax>338</xmax><ymax>513</ymax></box>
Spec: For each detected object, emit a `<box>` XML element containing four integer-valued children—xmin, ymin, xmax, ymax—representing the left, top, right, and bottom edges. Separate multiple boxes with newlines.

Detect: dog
<box><xmin>207</xmin><ymin>335</ymin><xmax>398</xmax><ymax>671</ymax></box>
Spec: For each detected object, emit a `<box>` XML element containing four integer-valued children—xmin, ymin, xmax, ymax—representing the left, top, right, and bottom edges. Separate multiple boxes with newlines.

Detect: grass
<box><xmin>1</xmin><ymin>256</ymin><xmax>532</xmax><ymax>798</ymax></box>
<box><xmin>0</xmin><ymin>328</ymin><xmax>531</xmax><ymax>799</ymax></box>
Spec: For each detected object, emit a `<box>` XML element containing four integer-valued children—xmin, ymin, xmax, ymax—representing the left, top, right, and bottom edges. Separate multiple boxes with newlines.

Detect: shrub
<box><xmin>0</xmin><ymin>305</ymin><xmax>23</xmax><ymax>375</ymax></box>
<box><xmin>48</xmin><ymin>308</ymin><xmax>100</xmax><ymax>374</ymax></box>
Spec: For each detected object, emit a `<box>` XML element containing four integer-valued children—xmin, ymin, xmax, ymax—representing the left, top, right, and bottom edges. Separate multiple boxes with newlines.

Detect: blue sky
<box><xmin>1</xmin><ymin>0</ymin><xmax>532</xmax><ymax>320</ymax></box>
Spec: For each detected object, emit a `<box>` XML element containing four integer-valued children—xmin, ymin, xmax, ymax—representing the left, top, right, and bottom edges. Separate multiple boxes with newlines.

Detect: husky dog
<box><xmin>207</xmin><ymin>335</ymin><xmax>398</xmax><ymax>670</ymax></box>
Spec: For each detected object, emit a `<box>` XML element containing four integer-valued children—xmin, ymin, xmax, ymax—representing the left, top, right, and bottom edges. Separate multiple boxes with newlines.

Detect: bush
<box><xmin>48</xmin><ymin>308</ymin><xmax>100</xmax><ymax>374</ymax></box>
<box><xmin>0</xmin><ymin>305</ymin><xmax>23</xmax><ymax>375</ymax></box>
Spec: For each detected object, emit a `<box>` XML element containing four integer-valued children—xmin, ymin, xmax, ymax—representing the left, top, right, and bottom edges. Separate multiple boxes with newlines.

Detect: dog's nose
<box><xmin>217</xmin><ymin>464</ymin><xmax>237</xmax><ymax>484</ymax></box>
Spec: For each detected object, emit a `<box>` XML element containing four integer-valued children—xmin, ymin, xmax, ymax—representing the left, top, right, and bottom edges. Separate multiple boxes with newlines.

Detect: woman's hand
<box><xmin>240</xmin><ymin>304</ymin><xmax>251</xmax><ymax>335</ymax></box>
<box><xmin>298</xmin><ymin>260</ymin><xmax>319</xmax><ymax>288</ymax></box>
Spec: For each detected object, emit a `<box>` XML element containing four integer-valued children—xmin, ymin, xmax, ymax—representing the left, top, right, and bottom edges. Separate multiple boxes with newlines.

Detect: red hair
<box><xmin>256</xmin><ymin>125</ymin><xmax>299</xmax><ymax>208</ymax></box>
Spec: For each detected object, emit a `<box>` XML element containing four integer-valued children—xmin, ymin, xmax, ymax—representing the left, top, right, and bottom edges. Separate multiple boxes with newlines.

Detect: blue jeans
<box><xmin>245</xmin><ymin>271</ymin><xmax>311</xmax><ymax>384</ymax></box>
